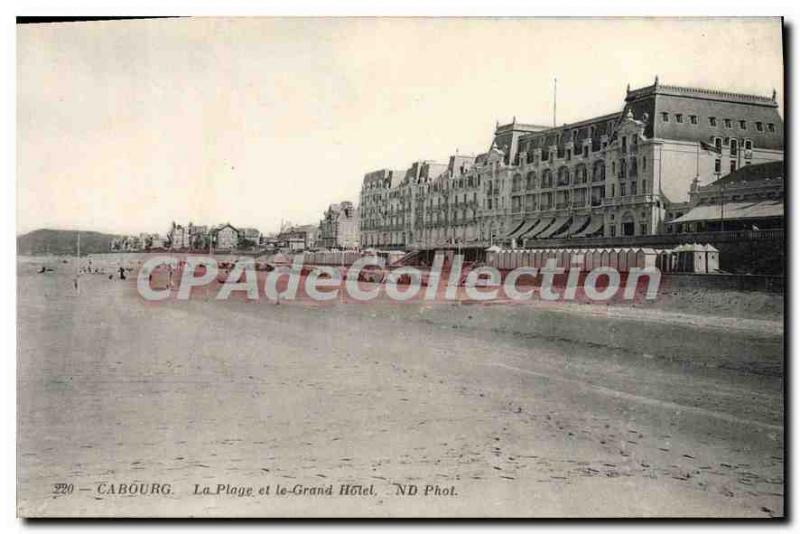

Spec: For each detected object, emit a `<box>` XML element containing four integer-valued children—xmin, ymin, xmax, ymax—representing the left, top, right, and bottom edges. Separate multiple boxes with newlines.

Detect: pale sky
<box><xmin>17</xmin><ymin>17</ymin><xmax>783</xmax><ymax>236</ymax></box>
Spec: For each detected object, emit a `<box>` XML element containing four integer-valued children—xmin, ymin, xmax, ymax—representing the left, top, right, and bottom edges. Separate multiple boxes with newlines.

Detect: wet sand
<box><xmin>17</xmin><ymin>256</ymin><xmax>784</xmax><ymax>517</ymax></box>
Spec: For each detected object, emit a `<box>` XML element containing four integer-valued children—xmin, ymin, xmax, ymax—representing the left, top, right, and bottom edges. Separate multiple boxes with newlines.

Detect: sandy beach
<box><xmin>17</xmin><ymin>254</ymin><xmax>784</xmax><ymax>517</ymax></box>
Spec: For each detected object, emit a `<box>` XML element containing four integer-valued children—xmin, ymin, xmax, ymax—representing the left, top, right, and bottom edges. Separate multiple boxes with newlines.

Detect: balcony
<box><xmin>602</xmin><ymin>193</ymin><xmax>656</xmax><ymax>206</ymax></box>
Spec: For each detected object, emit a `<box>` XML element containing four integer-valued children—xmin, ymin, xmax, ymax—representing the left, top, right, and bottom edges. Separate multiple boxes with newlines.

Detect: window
<box><xmin>675</xmin><ymin>113</ymin><xmax>683</xmax><ymax>123</ymax></box>
<box><xmin>768</xmin><ymin>123</ymin><xmax>776</xmax><ymax>133</ymax></box>
<box><xmin>709</xmin><ymin>117</ymin><xmax>717</xmax><ymax>126</ymax></box>
<box><xmin>730</xmin><ymin>139</ymin><xmax>738</xmax><ymax>156</ymax></box>
<box><xmin>640</xmin><ymin>223</ymin><xmax>647</xmax><ymax>235</ymax></box>
<box><xmin>661</xmin><ymin>112</ymin><xmax>669</xmax><ymax>122</ymax></box>
<box><xmin>631</xmin><ymin>181</ymin><xmax>637</xmax><ymax>195</ymax></box>
<box><xmin>690</xmin><ymin>115</ymin><xmax>698</xmax><ymax>125</ymax></box>
<box><xmin>745</xmin><ymin>139</ymin><xmax>752</xmax><ymax>151</ymax></box>
<box><xmin>620</xmin><ymin>183</ymin><xmax>626</xmax><ymax>196</ymax></box>
<box><xmin>739</xmin><ymin>120</ymin><xmax>747</xmax><ymax>130</ymax></box>
<box><xmin>714</xmin><ymin>137</ymin><xmax>722</xmax><ymax>152</ymax></box>
<box><xmin>730</xmin><ymin>160</ymin><xmax>737</xmax><ymax>172</ymax></box>
<box><xmin>756</xmin><ymin>121</ymin><xmax>764</xmax><ymax>132</ymax></box>
<box><xmin>724</xmin><ymin>118</ymin><xmax>732</xmax><ymax>128</ymax></box>
<box><xmin>714</xmin><ymin>159</ymin><xmax>721</xmax><ymax>173</ymax></box>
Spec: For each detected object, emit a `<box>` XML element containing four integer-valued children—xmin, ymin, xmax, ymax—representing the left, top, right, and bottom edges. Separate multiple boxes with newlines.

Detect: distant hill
<box><xmin>17</xmin><ymin>229</ymin><xmax>122</xmax><ymax>256</ymax></box>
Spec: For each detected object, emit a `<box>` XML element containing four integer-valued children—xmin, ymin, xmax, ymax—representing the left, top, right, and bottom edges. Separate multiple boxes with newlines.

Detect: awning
<box><xmin>670</xmin><ymin>200</ymin><xmax>784</xmax><ymax>224</ymax></box>
<box><xmin>520</xmin><ymin>218</ymin><xmax>553</xmax><ymax>239</ymax></box>
<box><xmin>550</xmin><ymin>215</ymin><xmax>589</xmax><ymax>238</ymax></box>
<box><xmin>504</xmin><ymin>219</ymin><xmax>527</xmax><ymax>238</ymax></box>
<box><xmin>574</xmin><ymin>216</ymin><xmax>605</xmax><ymax>237</ymax></box>
<box><xmin>536</xmin><ymin>217</ymin><xmax>571</xmax><ymax>239</ymax></box>
<box><xmin>508</xmin><ymin>219</ymin><xmax>539</xmax><ymax>240</ymax></box>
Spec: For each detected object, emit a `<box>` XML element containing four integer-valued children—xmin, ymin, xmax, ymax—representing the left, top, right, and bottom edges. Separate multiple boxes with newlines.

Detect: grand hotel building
<box><xmin>358</xmin><ymin>78</ymin><xmax>784</xmax><ymax>250</ymax></box>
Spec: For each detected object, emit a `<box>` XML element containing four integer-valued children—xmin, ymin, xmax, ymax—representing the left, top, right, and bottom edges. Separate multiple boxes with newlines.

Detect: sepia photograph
<box><xmin>14</xmin><ymin>16</ymin><xmax>785</xmax><ymax>518</ymax></box>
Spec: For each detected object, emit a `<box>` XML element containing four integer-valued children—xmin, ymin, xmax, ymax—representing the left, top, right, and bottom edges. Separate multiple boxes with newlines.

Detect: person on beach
<box><xmin>119</xmin><ymin>266</ymin><xmax>126</xmax><ymax>280</ymax></box>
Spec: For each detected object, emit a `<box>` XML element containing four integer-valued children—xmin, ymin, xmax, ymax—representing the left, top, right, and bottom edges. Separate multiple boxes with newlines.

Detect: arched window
<box><xmin>557</xmin><ymin>166</ymin><xmax>570</xmax><ymax>186</ymax></box>
<box><xmin>526</xmin><ymin>171</ymin><xmax>537</xmax><ymax>190</ymax></box>
<box><xmin>575</xmin><ymin>164</ymin><xmax>587</xmax><ymax>184</ymax></box>
<box><xmin>542</xmin><ymin>169</ymin><xmax>553</xmax><ymax>188</ymax></box>
<box><xmin>593</xmin><ymin>160</ymin><xmax>606</xmax><ymax>182</ymax></box>
<box><xmin>512</xmin><ymin>173</ymin><xmax>522</xmax><ymax>193</ymax></box>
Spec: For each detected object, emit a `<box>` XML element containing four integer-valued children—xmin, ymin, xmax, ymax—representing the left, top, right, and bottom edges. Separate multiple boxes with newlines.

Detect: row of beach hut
<box><xmin>301</xmin><ymin>250</ymin><xmax>363</xmax><ymax>266</ymax></box>
<box><xmin>486</xmin><ymin>244</ymin><xmax>719</xmax><ymax>273</ymax></box>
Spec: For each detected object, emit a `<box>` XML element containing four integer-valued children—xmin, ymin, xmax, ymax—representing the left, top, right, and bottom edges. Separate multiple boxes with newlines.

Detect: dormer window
<box><xmin>768</xmin><ymin>123</ymin><xmax>776</xmax><ymax>132</ymax></box>
<box><xmin>756</xmin><ymin>121</ymin><xmax>764</xmax><ymax>132</ymax></box>
<box><xmin>739</xmin><ymin>120</ymin><xmax>747</xmax><ymax>130</ymax></box>
<box><xmin>675</xmin><ymin>113</ymin><xmax>683</xmax><ymax>123</ymax></box>
<box><xmin>724</xmin><ymin>118</ymin><xmax>732</xmax><ymax>128</ymax></box>
<box><xmin>709</xmin><ymin>117</ymin><xmax>717</xmax><ymax>126</ymax></box>
<box><xmin>690</xmin><ymin>115</ymin><xmax>698</xmax><ymax>125</ymax></box>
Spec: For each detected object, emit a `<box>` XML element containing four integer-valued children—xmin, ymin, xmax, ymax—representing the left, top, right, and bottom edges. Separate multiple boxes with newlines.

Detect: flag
<box><xmin>700</xmin><ymin>141</ymin><xmax>722</xmax><ymax>154</ymax></box>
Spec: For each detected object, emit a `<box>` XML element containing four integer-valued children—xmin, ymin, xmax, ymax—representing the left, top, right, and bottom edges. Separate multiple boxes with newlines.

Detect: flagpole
<box><xmin>553</xmin><ymin>77</ymin><xmax>558</xmax><ymax>128</ymax></box>
<box><xmin>75</xmin><ymin>232</ymin><xmax>80</xmax><ymax>295</ymax></box>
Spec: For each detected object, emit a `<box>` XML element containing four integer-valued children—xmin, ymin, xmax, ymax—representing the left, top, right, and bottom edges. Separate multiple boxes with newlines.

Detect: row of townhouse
<box><xmin>273</xmin><ymin>202</ymin><xmax>360</xmax><ymax>252</ymax></box>
<box><xmin>358</xmin><ymin>78</ymin><xmax>784</xmax><ymax>250</ymax></box>
<box><xmin>111</xmin><ymin>233</ymin><xmax>168</xmax><ymax>251</ymax></box>
<box><xmin>166</xmin><ymin>221</ymin><xmax>263</xmax><ymax>251</ymax></box>
<box><xmin>318</xmin><ymin>201</ymin><xmax>359</xmax><ymax>249</ymax></box>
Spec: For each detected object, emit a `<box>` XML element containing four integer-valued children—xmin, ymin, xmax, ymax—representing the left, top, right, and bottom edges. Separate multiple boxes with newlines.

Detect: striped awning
<box><xmin>574</xmin><ymin>216</ymin><xmax>605</xmax><ymax>237</ymax></box>
<box><xmin>536</xmin><ymin>217</ymin><xmax>571</xmax><ymax>239</ymax></box>
<box><xmin>505</xmin><ymin>219</ymin><xmax>527</xmax><ymax>238</ymax></box>
<box><xmin>550</xmin><ymin>215</ymin><xmax>590</xmax><ymax>238</ymax></box>
<box><xmin>670</xmin><ymin>200</ymin><xmax>783</xmax><ymax>224</ymax></box>
<box><xmin>508</xmin><ymin>219</ymin><xmax>539</xmax><ymax>240</ymax></box>
<box><xmin>521</xmin><ymin>218</ymin><xmax>554</xmax><ymax>239</ymax></box>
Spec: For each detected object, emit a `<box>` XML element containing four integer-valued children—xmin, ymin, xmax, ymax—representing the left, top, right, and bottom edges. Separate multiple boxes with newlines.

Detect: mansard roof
<box><xmin>517</xmin><ymin>111</ymin><xmax>622</xmax><ymax>150</ymax></box>
<box><xmin>625</xmin><ymin>81</ymin><xmax>783</xmax><ymax>150</ymax></box>
<box><xmin>515</xmin><ymin>81</ymin><xmax>783</xmax><ymax>151</ymax></box>
<box><xmin>700</xmin><ymin>160</ymin><xmax>784</xmax><ymax>191</ymax></box>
